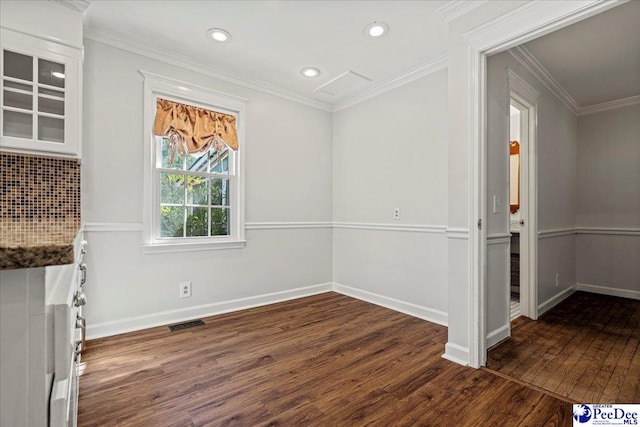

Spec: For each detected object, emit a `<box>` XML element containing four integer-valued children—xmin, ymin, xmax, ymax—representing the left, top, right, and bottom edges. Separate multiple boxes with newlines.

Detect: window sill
<box><xmin>142</xmin><ymin>240</ymin><xmax>246</xmax><ymax>254</ymax></box>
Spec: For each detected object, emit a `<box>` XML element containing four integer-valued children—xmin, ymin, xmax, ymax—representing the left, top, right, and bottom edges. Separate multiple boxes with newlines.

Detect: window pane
<box><xmin>160</xmin><ymin>206</ymin><xmax>184</xmax><ymax>237</ymax></box>
<box><xmin>160</xmin><ymin>137</ymin><xmax>184</xmax><ymax>169</ymax></box>
<box><xmin>3</xmin><ymin>51</ymin><xmax>32</xmax><ymax>81</ymax></box>
<box><xmin>186</xmin><ymin>176</ymin><xmax>208</xmax><ymax>205</ymax></box>
<box><xmin>210</xmin><ymin>150</ymin><xmax>229</xmax><ymax>174</ymax></box>
<box><xmin>211</xmin><ymin>179</ymin><xmax>230</xmax><ymax>206</ymax></box>
<box><xmin>185</xmin><ymin>206</ymin><xmax>208</xmax><ymax>237</ymax></box>
<box><xmin>160</xmin><ymin>173</ymin><xmax>184</xmax><ymax>204</ymax></box>
<box><xmin>185</xmin><ymin>150</ymin><xmax>209</xmax><ymax>172</ymax></box>
<box><xmin>38</xmin><ymin>58</ymin><xmax>65</xmax><ymax>88</ymax></box>
<box><xmin>211</xmin><ymin>208</ymin><xmax>229</xmax><ymax>236</ymax></box>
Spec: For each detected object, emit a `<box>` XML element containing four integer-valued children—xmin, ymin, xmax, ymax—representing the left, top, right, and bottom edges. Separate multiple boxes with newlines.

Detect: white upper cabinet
<box><xmin>1</xmin><ymin>29</ymin><xmax>82</xmax><ymax>157</ymax></box>
<box><xmin>0</xmin><ymin>0</ymin><xmax>86</xmax><ymax>159</ymax></box>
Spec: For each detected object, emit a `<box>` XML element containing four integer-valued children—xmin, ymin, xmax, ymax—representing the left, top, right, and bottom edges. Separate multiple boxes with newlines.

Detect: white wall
<box><xmin>82</xmin><ymin>40</ymin><xmax>333</xmax><ymax>337</ymax></box>
<box><xmin>486</xmin><ymin>50</ymin><xmax>578</xmax><ymax>337</ymax></box>
<box><xmin>332</xmin><ymin>70</ymin><xmax>449</xmax><ymax>325</ymax></box>
<box><xmin>576</xmin><ymin>104</ymin><xmax>640</xmax><ymax>297</ymax></box>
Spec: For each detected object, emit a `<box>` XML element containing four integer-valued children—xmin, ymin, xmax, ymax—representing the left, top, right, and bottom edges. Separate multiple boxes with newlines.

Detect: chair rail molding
<box><xmin>577</xmin><ymin>227</ymin><xmax>640</xmax><ymax>236</ymax></box>
<box><xmin>84</xmin><ymin>221</ymin><xmax>448</xmax><ymax>233</ymax></box>
<box><xmin>334</xmin><ymin>222</ymin><xmax>447</xmax><ymax>234</ymax></box>
<box><xmin>538</xmin><ymin>228</ymin><xmax>577</xmax><ymax>239</ymax></box>
<box><xmin>445</xmin><ymin>227</ymin><xmax>470</xmax><ymax>240</ymax></box>
<box><xmin>487</xmin><ymin>233</ymin><xmax>511</xmax><ymax>245</ymax></box>
<box><xmin>84</xmin><ymin>222</ymin><xmax>143</xmax><ymax>232</ymax></box>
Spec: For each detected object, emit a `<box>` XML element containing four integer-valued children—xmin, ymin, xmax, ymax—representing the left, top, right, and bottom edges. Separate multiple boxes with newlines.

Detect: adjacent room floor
<box><xmin>78</xmin><ymin>293</ymin><xmax>571</xmax><ymax>426</ymax></box>
<box><xmin>487</xmin><ymin>291</ymin><xmax>640</xmax><ymax>404</ymax></box>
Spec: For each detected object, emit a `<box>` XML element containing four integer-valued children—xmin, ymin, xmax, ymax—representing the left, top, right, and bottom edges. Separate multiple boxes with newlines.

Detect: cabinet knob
<box><xmin>74</xmin><ymin>291</ymin><xmax>87</xmax><ymax>307</ymax></box>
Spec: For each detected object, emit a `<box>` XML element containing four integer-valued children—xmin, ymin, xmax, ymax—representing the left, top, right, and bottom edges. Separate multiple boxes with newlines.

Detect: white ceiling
<box><xmin>84</xmin><ymin>1</ymin><xmax>639</xmax><ymax>111</ymax></box>
<box><xmin>523</xmin><ymin>0</ymin><xmax>640</xmax><ymax>107</ymax></box>
<box><xmin>84</xmin><ymin>1</ymin><xmax>450</xmax><ymax>108</ymax></box>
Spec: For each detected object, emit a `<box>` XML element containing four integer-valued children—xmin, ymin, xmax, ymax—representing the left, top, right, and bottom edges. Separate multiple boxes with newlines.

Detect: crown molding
<box><xmin>50</xmin><ymin>0</ymin><xmax>90</xmax><ymax>13</ymax></box>
<box><xmin>578</xmin><ymin>94</ymin><xmax>640</xmax><ymax>116</ymax></box>
<box><xmin>436</xmin><ymin>1</ymin><xmax>489</xmax><ymax>23</ymax></box>
<box><xmin>509</xmin><ymin>45</ymin><xmax>639</xmax><ymax>117</ymax></box>
<box><xmin>464</xmin><ymin>0</ymin><xmax>620</xmax><ymax>54</ymax></box>
<box><xmin>508</xmin><ymin>46</ymin><xmax>580</xmax><ymax>115</ymax></box>
<box><xmin>84</xmin><ymin>27</ymin><xmax>334</xmax><ymax>112</ymax></box>
<box><xmin>333</xmin><ymin>55</ymin><xmax>448</xmax><ymax>112</ymax></box>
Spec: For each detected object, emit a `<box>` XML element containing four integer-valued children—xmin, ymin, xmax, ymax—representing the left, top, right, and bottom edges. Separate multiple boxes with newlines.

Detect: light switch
<box><xmin>493</xmin><ymin>195</ymin><xmax>500</xmax><ymax>214</ymax></box>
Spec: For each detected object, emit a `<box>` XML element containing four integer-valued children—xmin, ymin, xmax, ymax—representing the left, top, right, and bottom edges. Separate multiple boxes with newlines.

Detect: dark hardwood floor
<box><xmin>79</xmin><ymin>292</ymin><xmax>571</xmax><ymax>426</ymax></box>
<box><xmin>487</xmin><ymin>291</ymin><xmax>640</xmax><ymax>404</ymax></box>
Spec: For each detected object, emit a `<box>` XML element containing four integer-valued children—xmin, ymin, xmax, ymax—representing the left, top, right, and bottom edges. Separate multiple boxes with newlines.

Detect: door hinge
<box><xmin>477</xmin><ymin>218</ymin><xmax>482</xmax><ymax>230</ymax></box>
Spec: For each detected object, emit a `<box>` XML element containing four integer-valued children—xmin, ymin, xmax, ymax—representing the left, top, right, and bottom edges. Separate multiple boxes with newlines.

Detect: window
<box><xmin>142</xmin><ymin>71</ymin><xmax>246</xmax><ymax>252</ymax></box>
<box><xmin>157</xmin><ymin>137</ymin><xmax>233</xmax><ymax>238</ymax></box>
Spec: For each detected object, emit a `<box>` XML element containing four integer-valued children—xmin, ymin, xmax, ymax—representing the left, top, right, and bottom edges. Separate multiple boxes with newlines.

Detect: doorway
<box><xmin>507</xmin><ymin>77</ymin><xmax>538</xmax><ymax>323</ymax></box>
<box><xmin>447</xmin><ymin>0</ymin><xmax>622</xmax><ymax>369</ymax></box>
<box><xmin>507</xmin><ymin>96</ymin><xmax>536</xmax><ymax>322</ymax></box>
<box><xmin>509</xmin><ymin>103</ymin><xmax>522</xmax><ymax>320</ymax></box>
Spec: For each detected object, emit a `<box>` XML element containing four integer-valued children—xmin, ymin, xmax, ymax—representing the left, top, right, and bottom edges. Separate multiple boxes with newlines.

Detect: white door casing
<box><xmin>447</xmin><ymin>0</ymin><xmax>626</xmax><ymax>368</ymax></box>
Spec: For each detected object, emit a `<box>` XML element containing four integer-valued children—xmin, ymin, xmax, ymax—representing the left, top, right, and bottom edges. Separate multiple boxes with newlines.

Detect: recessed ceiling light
<box><xmin>51</xmin><ymin>71</ymin><xmax>66</xmax><ymax>79</ymax></box>
<box><xmin>207</xmin><ymin>28</ymin><xmax>231</xmax><ymax>42</ymax></box>
<box><xmin>364</xmin><ymin>21</ymin><xmax>389</xmax><ymax>38</ymax></box>
<box><xmin>301</xmin><ymin>67</ymin><xmax>320</xmax><ymax>78</ymax></box>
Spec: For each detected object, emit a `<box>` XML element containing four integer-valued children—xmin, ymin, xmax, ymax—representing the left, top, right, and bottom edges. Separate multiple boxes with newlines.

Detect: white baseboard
<box><xmin>486</xmin><ymin>324</ymin><xmax>510</xmax><ymax>349</ymax></box>
<box><xmin>332</xmin><ymin>282</ymin><xmax>448</xmax><ymax>326</ymax></box>
<box><xmin>538</xmin><ymin>284</ymin><xmax>576</xmax><ymax>316</ymax></box>
<box><xmin>577</xmin><ymin>283</ymin><xmax>640</xmax><ymax>300</ymax></box>
<box><xmin>86</xmin><ymin>282</ymin><xmax>333</xmax><ymax>339</ymax></box>
<box><xmin>442</xmin><ymin>342</ymin><xmax>469</xmax><ymax>366</ymax></box>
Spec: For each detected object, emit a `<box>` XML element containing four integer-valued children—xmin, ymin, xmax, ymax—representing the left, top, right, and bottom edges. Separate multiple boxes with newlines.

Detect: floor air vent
<box><xmin>168</xmin><ymin>319</ymin><xmax>204</xmax><ymax>332</ymax></box>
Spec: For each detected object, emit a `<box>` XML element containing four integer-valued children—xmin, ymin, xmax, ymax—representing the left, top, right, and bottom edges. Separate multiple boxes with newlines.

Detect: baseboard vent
<box><xmin>168</xmin><ymin>319</ymin><xmax>204</xmax><ymax>332</ymax></box>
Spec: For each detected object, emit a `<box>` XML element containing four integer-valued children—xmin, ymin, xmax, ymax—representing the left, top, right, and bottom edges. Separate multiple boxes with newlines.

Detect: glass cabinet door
<box><xmin>2</xmin><ymin>50</ymin><xmax>34</xmax><ymax>140</ymax></box>
<box><xmin>0</xmin><ymin>28</ymin><xmax>80</xmax><ymax>157</ymax></box>
<box><xmin>2</xmin><ymin>49</ymin><xmax>66</xmax><ymax>144</ymax></box>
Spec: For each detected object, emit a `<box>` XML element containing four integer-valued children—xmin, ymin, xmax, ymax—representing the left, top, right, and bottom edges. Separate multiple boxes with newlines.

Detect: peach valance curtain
<box><xmin>153</xmin><ymin>98</ymin><xmax>238</xmax><ymax>158</ymax></box>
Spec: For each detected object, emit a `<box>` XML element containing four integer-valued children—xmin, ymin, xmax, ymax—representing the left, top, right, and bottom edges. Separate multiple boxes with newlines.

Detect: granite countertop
<box><xmin>0</xmin><ymin>220</ymin><xmax>81</xmax><ymax>270</ymax></box>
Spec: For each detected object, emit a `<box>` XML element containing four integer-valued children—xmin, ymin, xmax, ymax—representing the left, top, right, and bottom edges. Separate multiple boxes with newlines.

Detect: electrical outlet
<box><xmin>393</xmin><ymin>208</ymin><xmax>400</xmax><ymax>220</ymax></box>
<box><xmin>180</xmin><ymin>281</ymin><xmax>192</xmax><ymax>298</ymax></box>
<box><xmin>555</xmin><ymin>274</ymin><xmax>560</xmax><ymax>287</ymax></box>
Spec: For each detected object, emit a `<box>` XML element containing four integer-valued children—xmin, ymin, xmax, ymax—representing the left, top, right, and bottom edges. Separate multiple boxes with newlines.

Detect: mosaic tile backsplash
<box><xmin>1</xmin><ymin>152</ymin><xmax>81</xmax><ymax>222</ymax></box>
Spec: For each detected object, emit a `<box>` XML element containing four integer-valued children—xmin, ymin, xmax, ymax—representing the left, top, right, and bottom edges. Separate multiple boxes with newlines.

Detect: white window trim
<box><xmin>140</xmin><ymin>70</ymin><xmax>247</xmax><ymax>253</ymax></box>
